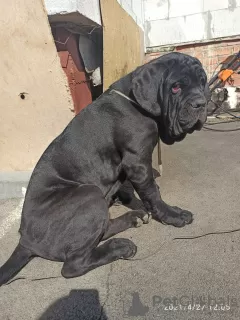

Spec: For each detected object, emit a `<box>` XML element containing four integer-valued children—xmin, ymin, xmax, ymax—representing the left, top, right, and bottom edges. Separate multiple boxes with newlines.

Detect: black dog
<box><xmin>0</xmin><ymin>53</ymin><xmax>209</xmax><ymax>285</ymax></box>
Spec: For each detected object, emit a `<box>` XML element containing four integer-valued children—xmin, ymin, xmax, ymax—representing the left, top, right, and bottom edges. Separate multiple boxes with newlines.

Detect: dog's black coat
<box><xmin>0</xmin><ymin>53</ymin><xmax>209</xmax><ymax>285</ymax></box>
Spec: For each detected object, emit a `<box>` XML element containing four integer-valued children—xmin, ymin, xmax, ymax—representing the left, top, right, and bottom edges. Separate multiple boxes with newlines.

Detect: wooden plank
<box><xmin>100</xmin><ymin>0</ymin><xmax>144</xmax><ymax>90</ymax></box>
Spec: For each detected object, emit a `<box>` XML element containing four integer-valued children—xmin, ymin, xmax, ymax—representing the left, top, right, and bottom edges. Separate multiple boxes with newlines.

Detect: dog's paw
<box><xmin>172</xmin><ymin>206</ymin><xmax>193</xmax><ymax>225</ymax></box>
<box><xmin>109</xmin><ymin>238</ymin><xmax>137</xmax><ymax>259</ymax></box>
<box><xmin>121</xmin><ymin>241</ymin><xmax>137</xmax><ymax>259</ymax></box>
<box><xmin>160</xmin><ymin>207</ymin><xmax>193</xmax><ymax>228</ymax></box>
<box><xmin>127</xmin><ymin>210</ymin><xmax>151</xmax><ymax>227</ymax></box>
<box><xmin>179</xmin><ymin>210</ymin><xmax>193</xmax><ymax>225</ymax></box>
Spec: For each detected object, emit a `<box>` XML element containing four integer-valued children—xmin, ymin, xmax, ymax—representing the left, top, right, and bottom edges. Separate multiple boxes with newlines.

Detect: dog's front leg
<box><xmin>124</xmin><ymin>157</ymin><xmax>193</xmax><ymax>228</ymax></box>
<box><xmin>137</xmin><ymin>182</ymin><xmax>193</xmax><ymax>227</ymax></box>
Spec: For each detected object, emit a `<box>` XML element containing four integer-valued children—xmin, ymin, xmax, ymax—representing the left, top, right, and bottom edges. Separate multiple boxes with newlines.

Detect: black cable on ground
<box><xmin>203</xmin><ymin>126</ymin><xmax>240</xmax><ymax>132</ymax></box>
<box><xmin>205</xmin><ymin>103</ymin><xmax>240</xmax><ymax>131</ymax></box>
<box><xmin>173</xmin><ymin>227</ymin><xmax>240</xmax><ymax>240</ymax></box>
<box><xmin>225</xmin><ymin>110</ymin><xmax>240</xmax><ymax>119</ymax></box>
<box><xmin>205</xmin><ymin>118</ymin><xmax>240</xmax><ymax>125</ymax></box>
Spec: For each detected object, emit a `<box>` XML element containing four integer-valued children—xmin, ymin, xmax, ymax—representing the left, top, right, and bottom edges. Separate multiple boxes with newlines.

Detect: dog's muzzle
<box><xmin>178</xmin><ymin>101</ymin><xmax>207</xmax><ymax>133</ymax></box>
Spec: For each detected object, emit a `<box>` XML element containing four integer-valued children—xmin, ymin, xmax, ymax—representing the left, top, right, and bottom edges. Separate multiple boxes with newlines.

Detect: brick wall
<box><xmin>145</xmin><ymin>39</ymin><xmax>240</xmax><ymax>86</ymax></box>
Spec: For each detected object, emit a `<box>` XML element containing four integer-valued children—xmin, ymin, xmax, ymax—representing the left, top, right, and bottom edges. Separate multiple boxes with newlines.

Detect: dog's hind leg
<box><xmin>102</xmin><ymin>210</ymin><xmax>151</xmax><ymax>241</ymax></box>
<box><xmin>60</xmin><ymin>185</ymin><xmax>138</xmax><ymax>279</ymax></box>
<box><xmin>61</xmin><ymin>238</ymin><xmax>137</xmax><ymax>278</ymax></box>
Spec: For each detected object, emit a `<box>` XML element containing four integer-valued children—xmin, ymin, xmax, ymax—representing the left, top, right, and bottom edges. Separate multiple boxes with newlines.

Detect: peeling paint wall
<box><xmin>145</xmin><ymin>0</ymin><xmax>240</xmax><ymax>47</ymax></box>
<box><xmin>0</xmin><ymin>0</ymin><xmax>73</xmax><ymax>171</ymax></box>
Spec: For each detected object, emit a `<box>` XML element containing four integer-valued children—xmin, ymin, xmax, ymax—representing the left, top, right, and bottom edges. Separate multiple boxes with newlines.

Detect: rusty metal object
<box><xmin>53</xmin><ymin>27</ymin><xmax>92</xmax><ymax>115</ymax></box>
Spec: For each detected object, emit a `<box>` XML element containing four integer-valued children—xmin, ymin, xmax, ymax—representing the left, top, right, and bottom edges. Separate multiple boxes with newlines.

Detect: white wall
<box><xmin>145</xmin><ymin>0</ymin><xmax>240</xmax><ymax>47</ymax></box>
<box><xmin>45</xmin><ymin>0</ymin><xmax>145</xmax><ymax>28</ymax></box>
<box><xmin>44</xmin><ymin>0</ymin><xmax>102</xmax><ymax>25</ymax></box>
<box><xmin>117</xmin><ymin>0</ymin><xmax>145</xmax><ymax>28</ymax></box>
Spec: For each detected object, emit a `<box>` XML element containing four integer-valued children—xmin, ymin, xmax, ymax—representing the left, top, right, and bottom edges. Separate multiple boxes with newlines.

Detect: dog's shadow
<box><xmin>38</xmin><ymin>289</ymin><xmax>108</xmax><ymax>320</ymax></box>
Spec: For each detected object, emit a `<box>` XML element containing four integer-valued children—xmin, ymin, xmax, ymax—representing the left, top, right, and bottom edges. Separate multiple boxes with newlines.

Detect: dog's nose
<box><xmin>193</xmin><ymin>97</ymin><xmax>207</xmax><ymax>108</ymax></box>
<box><xmin>196</xmin><ymin>103</ymin><xmax>206</xmax><ymax>108</ymax></box>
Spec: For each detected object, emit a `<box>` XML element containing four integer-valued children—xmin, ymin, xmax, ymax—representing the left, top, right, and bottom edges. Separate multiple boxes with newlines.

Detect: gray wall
<box><xmin>145</xmin><ymin>0</ymin><xmax>240</xmax><ymax>47</ymax></box>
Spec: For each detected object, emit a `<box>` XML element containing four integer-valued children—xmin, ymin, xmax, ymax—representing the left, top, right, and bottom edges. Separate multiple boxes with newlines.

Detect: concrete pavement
<box><xmin>0</xmin><ymin>121</ymin><xmax>240</xmax><ymax>319</ymax></box>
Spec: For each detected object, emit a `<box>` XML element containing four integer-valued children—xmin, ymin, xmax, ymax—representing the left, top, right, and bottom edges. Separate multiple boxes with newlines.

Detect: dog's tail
<box><xmin>0</xmin><ymin>243</ymin><xmax>33</xmax><ymax>286</ymax></box>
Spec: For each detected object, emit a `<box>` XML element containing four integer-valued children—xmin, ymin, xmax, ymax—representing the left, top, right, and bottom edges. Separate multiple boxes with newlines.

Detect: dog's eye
<box><xmin>200</xmin><ymin>78</ymin><xmax>205</xmax><ymax>87</ymax></box>
<box><xmin>172</xmin><ymin>83</ymin><xmax>181</xmax><ymax>94</ymax></box>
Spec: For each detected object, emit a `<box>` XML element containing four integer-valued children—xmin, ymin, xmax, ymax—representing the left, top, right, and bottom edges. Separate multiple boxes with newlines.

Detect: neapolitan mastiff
<box><xmin>0</xmin><ymin>53</ymin><xmax>209</xmax><ymax>285</ymax></box>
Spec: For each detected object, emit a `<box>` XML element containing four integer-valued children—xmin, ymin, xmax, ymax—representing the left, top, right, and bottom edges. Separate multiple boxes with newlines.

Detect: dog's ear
<box><xmin>132</xmin><ymin>62</ymin><xmax>167</xmax><ymax>117</ymax></box>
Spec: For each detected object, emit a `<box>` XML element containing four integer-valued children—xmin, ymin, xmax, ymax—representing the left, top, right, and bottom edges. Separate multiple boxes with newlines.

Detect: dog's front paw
<box><xmin>159</xmin><ymin>207</ymin><xmax>193</xmax><ymax>228</ymax></box>
<box><xmin>179</xmin><ymin>210</ymin><xmax>193</xmax><ymax>225</ymax></box>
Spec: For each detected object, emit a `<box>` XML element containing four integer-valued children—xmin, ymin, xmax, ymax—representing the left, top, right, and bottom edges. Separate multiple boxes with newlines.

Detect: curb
<box><xmin>0</xmin><ymin>171</ymin><xmax>32</xmax><ymax>200</ymax></box>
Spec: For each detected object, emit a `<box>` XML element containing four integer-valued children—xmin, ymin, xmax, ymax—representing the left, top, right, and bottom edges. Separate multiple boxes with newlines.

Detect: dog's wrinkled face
<box><xmin>132</xmin><ymin>52</ymin><xmax>210</xmax><ymax>145</ymax></box>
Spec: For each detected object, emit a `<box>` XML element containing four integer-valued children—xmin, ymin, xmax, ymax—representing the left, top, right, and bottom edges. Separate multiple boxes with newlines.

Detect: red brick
<box><xmin>179</xmin><ymin>50</ymin><xmax>194</xmax><ymax>57</ymax></box>
<box><xmin>203</xmin><ymin>43</ymin><xmax>218</xmax><ymax>51</ymax></box>
<box><xmin>177</xmin><ymin>47</ymin><xmax>189</xmax><ymax>52</ymax></box>
<box><xmin>177</xmin><ymin>48</ymin><xmax>195</xmax><ymax>56</ymax></box>
<box><xmin>194</xmin><ymin>46</ymin><xmax>204</xmax><ymax>53</ymax></box>
<box><xmin>226</xmin><ymin>40</ymin><xmax>240</xmax><ymax>46</ymax></box>
<box><xmin>208</xmin><ymin>57</ymin><xmax>219</xmax><ymax>65</ymax></box>
<box><xmin>233</xmin><ymin>46</ymin><xmax>240</xmax><ymax>53</ymax></box>
<box><xmin>216</xmin><ymin>46</ymin><xmax>233</xmax><ymax>56</ymax></box>
<box><xmin>145</xmin><ymin>40</ymin><xmax>240</xmax><ymax>69</ymax></box>
<box><xmin>194</xmin><ymin>52</ymin><xmax>205</xmax><ymax>62</ymax></box>
<box><xmin>144</xmin><ymin>53</ymin><xmax>161</xmax><ymax>63</ymax></box>
<box><xmin>232</xmin><ymin>74</ymin><xmax>240</xmax><ymax>86</ymax></box>
<box><xmin>211</xmin><ymin>64</ymin><xmax>221</xmax><ymax>73</ymax></box>
<box><xmin>213</xmin><ymin>42</ymin><xmax>223</xmax><ymax>48</ymax></box>
<box><xmin>208</xmin><ymin>67</ymin><xmax>217</xmax><ymax>77</ymax></box>
<box><xmin>176</xmin><ymin>44</ymin><xmax>194</xmax><ymax>51</ymax></box>
<box><xmin>206</xmin><ymin>47</ymin><xmax>219</xmax><ymax>57</ymax></box>
<box><xmin>192</xmin><ymin>43</ymin><xmax>207</xmax><ymax>49</ymax></box>
<box><xmin>216</xmin><ymin>54</ymin><xmax>231</xmax><ymax>64</ymax></box>
<box><xmin>202</xmin><ymin>58</ymin><xmax>210</xmax><ymax>67</ymax></box>
<box><xmin>209</xmin><ymin>44</ymin><xmax>218</xmax><ymax>50</ymax></box>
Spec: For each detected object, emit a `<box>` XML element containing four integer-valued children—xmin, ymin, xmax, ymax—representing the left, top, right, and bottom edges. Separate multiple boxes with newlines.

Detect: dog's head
<box><xmin>132</xmin><ymin>52</ymin><xmax>210</xmax><ymax>145</ymax></box>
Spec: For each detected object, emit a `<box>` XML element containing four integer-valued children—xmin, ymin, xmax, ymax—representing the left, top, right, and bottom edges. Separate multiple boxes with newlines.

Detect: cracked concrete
<box><xmin>0</xmin><ymin>121</ymin><xmax>240</xmax><ymax>319</ymax></box>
